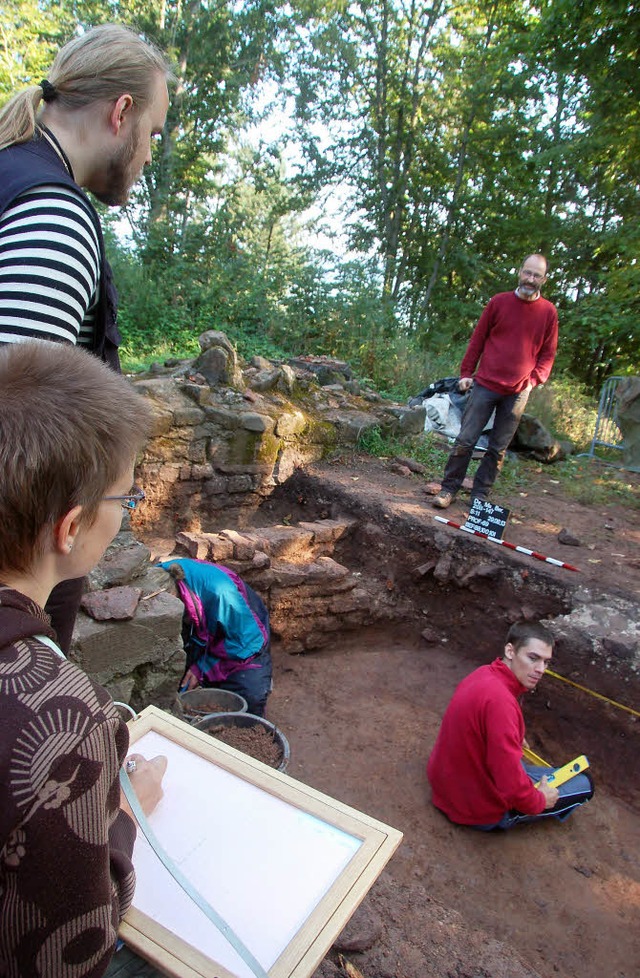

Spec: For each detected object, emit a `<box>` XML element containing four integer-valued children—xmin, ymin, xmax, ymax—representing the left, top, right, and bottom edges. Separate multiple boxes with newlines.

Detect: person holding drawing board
<box><xmin>427</xmin><ymin>620</ymin><xmax>594</xmax><ymax>830</ymax></box>
<box><xmin>432</xmin><ymin>254</ymin><xmax>558</xmax><ymax>509</ymax></box>
<box><xmin>0</xmin><ymin>342</ymin><xmax>167</xmax><ymax>977</ymax></box>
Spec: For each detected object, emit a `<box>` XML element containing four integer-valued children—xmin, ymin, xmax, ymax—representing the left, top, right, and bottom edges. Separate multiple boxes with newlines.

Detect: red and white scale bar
<box><xmin>433</xmin><ymin>516</ymin><xmax>580</xmax><ymax>572</ymax></box>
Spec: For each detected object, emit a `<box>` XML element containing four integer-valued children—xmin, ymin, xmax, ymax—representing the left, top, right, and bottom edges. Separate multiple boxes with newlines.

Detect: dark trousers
<box><xmin>201</xmin><ymin>586</ymin><xmax>273</xmax><ymax>717</ymax></box>
<box><xmin>441</xmin><ymin>382</ymin><xmax>530</xmax><ymax>500</ymax></box>
<box><xmin>44</xmin><ymin>576</ymin><xmax>85</xmax><ymax>654</ymax></box>
<box><xmin>473</xmin><ymin>763</ymin><xmax>595</xmax><ymax>831</ymax></box>
<box><xmin>208</xmin><ymin>642</ymin><xmax>273</xmax><ymax>717</ymax></box>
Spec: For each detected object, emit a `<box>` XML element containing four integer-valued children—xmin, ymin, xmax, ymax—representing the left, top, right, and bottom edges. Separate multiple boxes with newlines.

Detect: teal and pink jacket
<box><xmin>159</xmin><ymin>559</ymin><xmax>269</xmax><ymax>685</ymax></box>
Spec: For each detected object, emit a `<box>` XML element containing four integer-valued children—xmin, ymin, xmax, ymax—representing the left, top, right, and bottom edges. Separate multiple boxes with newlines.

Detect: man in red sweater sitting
<box><xmin>427</xmin><ymin>621</ymin><xmax>594</xmax><ymax>830</ymax></box>
<box><xmin>433</xmin><ymin>254</ymin><xmax>558</xmax><ymax>509</ymax></box>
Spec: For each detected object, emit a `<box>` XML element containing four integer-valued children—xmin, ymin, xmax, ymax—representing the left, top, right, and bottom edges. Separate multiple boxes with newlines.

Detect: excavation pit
<box><xmin>135</xmin><ymin>455</ymin><xmax>639</xmax><ymax>978</ymax></box>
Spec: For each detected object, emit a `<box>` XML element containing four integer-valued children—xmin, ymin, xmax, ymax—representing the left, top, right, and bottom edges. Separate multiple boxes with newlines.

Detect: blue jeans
<box><xmin>472</xmin><ymin>762</ymin><xmax>595</xmax><ymax>831</ymax></box>
<box><xmin>441</xmin><ymin>383</ymin><xmax>531</xmax><ymax>499</ymax></box>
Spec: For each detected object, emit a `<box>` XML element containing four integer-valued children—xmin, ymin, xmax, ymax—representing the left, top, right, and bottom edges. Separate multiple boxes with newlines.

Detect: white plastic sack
<box><xmin>423</xmin><ymin>393</ymin><xmax>462</xmax><ymax>438</ymax></box>
<box><xmin>422</xmin><ymin>392</ymin><xmax>495</xmax><ymax>447</ymax></box>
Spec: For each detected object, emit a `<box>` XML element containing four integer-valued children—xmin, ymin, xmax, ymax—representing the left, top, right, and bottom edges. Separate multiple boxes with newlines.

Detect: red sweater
<box><xmin>460</xmin><ymin>291</ymin><xmax>558</xmax><ymax>395</ymax></box>
<box><xmin>426</xmin><ymin>659</ymin><xmax>546</xmax><ymax>825</ymax></box>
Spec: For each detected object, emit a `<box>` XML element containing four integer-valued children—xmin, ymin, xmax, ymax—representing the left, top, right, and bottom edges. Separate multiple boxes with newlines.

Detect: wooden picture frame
<box><xmin>121</xmin><ymin>706</ymin><xmax>402</xmax><ymax>978</ymax></box>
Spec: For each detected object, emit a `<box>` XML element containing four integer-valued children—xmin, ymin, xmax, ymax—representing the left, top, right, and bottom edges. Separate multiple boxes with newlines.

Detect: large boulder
<box><xmin>195</xmin><ymin>331</ymin><xmax>244</xmax><ymax>388</ymax></box>
<box><xmin>511</xmin><ymin>413</ymin><xmax>569</xmax><ymax>463</ymax></box>
<box><xmin>616</xmin><ymin>376</ymin><xmax>640</xmax><ymax>471</ymax></box>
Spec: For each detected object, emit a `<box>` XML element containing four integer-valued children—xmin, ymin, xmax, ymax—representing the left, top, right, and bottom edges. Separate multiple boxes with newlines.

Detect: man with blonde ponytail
<box><xmin>0</xmin><ymin>24</ymin><xmax>171</xmax><ymax>655</ymax></box>
<box><xmin>0</xmin><ymin>23</ymin><xmax>171</xmax><ymax>364</ymax></box>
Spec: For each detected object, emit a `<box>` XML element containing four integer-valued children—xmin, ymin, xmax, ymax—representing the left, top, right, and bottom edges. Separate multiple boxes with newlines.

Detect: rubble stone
<box><xmin>81</xmin><ymin>586</ymin><xmax>142</xmax><ymax>621</ymax></box>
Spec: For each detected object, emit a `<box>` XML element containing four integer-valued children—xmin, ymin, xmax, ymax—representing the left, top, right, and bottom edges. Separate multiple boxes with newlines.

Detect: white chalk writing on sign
<box><xmin>463</xmin><ymin>499</ymin><xmax>511</xmax><ymax>541</ymax></box>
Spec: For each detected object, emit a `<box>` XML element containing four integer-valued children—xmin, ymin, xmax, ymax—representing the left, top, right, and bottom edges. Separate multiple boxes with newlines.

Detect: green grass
<box><xmin>527</xmin><ymin>379</ymin><xmax>599</xmax><ymax>453</ymax></box>
<box><xmin>542</xmin><ymin>456</ymin><xmax>640</xmax><ymax>508</ymax></box>
<box><xmin>120</xmin><ymin>328</ymin><xmax>291</xmax><ymax>375</ymax></box>
<box><xmin>120</xmin><ymin>340</ymin><xmax>200</xmax><ymax>373</ymax></box>
<box><xmin>357</xmin><ymin>426</ymin><xmax>526</xmax><ymax>487</ymax></box>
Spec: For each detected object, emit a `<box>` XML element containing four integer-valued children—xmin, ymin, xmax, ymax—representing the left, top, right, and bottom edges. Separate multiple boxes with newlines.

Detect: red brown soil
<box><xmin>268</xmin><ymin>631</ymin><xmax>639</xmax><ymax>978</ymax></box>
<box><xmin>142</xmin><ymin>453</ymin><xmax>640</xmax><ymax>978</ymax></box>
<box><xmin>203</xmin><ymin>722</ymin><xmax>284</xmax><ymax>768</ymax></box>
<box><xmin>267</xmin><ymin>452</ymin><xmax>640</xmax><ymax>598</ymax></box>
<box><xmin>263</xmin><ymin>455</ymin><xmax>640</xmax><ymax>978</ymax></box>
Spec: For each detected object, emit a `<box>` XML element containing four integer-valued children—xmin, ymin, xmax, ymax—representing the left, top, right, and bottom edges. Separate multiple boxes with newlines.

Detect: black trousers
<box><xmin>44</xmin><ymin>576</ymin><xmax>85</xmax><ymax>653</ymax></box>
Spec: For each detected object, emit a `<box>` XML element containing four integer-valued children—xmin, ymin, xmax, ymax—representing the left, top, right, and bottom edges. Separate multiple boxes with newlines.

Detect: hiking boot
<box><xmin>432</xmin><ymin>490</ymin><xmax>455</xmax><ymax>509</ymax></box>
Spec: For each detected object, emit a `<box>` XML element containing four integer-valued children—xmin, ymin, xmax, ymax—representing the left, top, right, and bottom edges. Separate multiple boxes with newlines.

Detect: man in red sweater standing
<box><xmin>427</xmin><ymin>621</ymin><xmax>594</xmax><ymax>830</ymax></box>
<box><xmin>433</xmin><ymin>254</ymin><xmax>558</xmax><ymax>508</ymax></box>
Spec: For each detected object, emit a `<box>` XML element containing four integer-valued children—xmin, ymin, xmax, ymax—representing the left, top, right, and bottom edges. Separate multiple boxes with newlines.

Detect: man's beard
<box><xmin>93</xmin><ymin>124</ymin><xmax>139</xmax><ymax>207</ymax></box>
<box><xmin>518</xmin><ymin>281</ymin><xmax>540</xmax><ymax>298</ymax></box>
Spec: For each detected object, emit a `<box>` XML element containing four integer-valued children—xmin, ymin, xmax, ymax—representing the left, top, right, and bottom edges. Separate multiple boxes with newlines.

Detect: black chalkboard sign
<box><xmin>463</xmin><ymin>498</ymin><xmax>510</xmax><ymax>540</ymax></box>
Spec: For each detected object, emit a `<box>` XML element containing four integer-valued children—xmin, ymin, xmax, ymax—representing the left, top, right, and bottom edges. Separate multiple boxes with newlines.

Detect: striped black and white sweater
<box><xmin>0</xmin><ymin>132</ymin><xmax>121</xmax><ymax>370</ymax></box>
<box><xmin>0</xmin><ymin>184</ymin><xmax>100</xmax><ymax>348</ymax></box>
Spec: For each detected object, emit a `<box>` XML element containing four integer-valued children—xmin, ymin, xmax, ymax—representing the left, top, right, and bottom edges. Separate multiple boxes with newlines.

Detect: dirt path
<box><xmin>267</xmin><ymin>630</ymin><xmax>640</xmax><ymax>978</ymax></box>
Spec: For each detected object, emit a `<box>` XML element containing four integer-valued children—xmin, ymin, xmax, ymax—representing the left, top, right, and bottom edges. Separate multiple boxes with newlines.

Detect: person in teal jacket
<box><xmin>160</xmin><ymin>559</ymin><xmax>272</xmax><ymax>716</ymax></box>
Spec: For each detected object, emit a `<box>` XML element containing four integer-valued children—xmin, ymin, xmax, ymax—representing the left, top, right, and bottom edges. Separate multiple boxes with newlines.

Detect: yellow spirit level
<box><xmin>535</xmin><ymin>755</ymin><xmax>589</xmax><ymax>789</ymax></box>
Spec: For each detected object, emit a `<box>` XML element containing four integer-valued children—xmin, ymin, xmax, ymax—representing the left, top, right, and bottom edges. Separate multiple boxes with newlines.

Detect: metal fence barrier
<box><xmin>577</xmin><ymin>376</ymin><xmax>625</xmax><ymax>466</ymax></box>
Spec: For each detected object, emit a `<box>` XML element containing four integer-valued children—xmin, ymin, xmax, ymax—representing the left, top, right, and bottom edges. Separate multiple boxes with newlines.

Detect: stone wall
<box><xmin>70</xmin><ymin>512</ymin><xmax>638</xmax><ymax>714</ymax></box>
<box><xmin>70</xmin><ymin>518</ymin><xmax>414</xmax><ymax>711</ymax></box>
<box><xmin>131</xmin><ymin>333</ymin><xmax>426</xmax><ymax>533</ymax></box>
<box><xmin>70</xmin><ymin>529</ymin><xmax>185</xmax><ymax>712</ymax></box>
<box><xmin>172</xmin><ymin>520</ymin><xmax>414</xmax><ymax>653</ymax></box>
<box><xmin>76</xmin><ymin>335</ymin><xmax>638</xmax><ymax>710</ymax></box>
<box><xmin>72</xmin><ymin>322</ymin><xmax>429</xmax><ymax>713</ymax></box>
<box><xmin>131</xmin><ymin>333</ymin><xmax>567</xmax><ymax>539</ymax></box>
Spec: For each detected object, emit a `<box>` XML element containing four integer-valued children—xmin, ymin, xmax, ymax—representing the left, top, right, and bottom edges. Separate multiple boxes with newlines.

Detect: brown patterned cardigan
<box><xmin>0</xmin><ymin>586</ymin><xmax>136</xmax><ymax>977</ymax></box>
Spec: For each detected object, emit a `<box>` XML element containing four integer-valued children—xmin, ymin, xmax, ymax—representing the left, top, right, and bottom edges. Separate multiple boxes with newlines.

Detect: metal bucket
<box><xmin>178</xmin><ymin>688</ymin><xmax>248</xmax><ymax>722</ymax></box>
<box><xmin>194</xmin><ymin>712</ymin><xmax>290</xmax><ymax>772</ymax></box>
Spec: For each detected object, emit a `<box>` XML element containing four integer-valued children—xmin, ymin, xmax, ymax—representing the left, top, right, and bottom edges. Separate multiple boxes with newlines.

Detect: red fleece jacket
<box><xmin>460</xmin><ymin>290</ymin><xmax>558</xmax><ymax>395</ymax></box>
<box><xmin>427</xmin><ymin>659</ymin><xmax>546</xmax><ymax>826</ymax></box>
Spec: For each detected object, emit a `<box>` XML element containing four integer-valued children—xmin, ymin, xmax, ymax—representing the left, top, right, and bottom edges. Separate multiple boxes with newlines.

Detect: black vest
<box><xmin>0</xmin><ymin>133</ymin><xmax>121</xmax><ymax>371</ymax></box>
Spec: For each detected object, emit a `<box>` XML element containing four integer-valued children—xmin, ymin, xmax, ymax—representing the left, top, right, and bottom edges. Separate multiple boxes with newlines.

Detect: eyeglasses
<box><xmin>521</xmin><ymin>269</ymin><xmax>546</xmax><ymax>281</ymax></box>
<box><xmin>103</xmin><ymin>486</ymin><xmax>146</xmax><ymax>511</ymax></box>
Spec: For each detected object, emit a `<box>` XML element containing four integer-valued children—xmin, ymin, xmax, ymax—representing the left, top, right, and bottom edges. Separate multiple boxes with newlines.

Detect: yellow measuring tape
<box><xmin>522</xmin><ymin>746</ymin><xmax>552</xmax><ymax>767</ymax></box>
<box><xmin>547</xmin><ymin>669</ymin><xmax>640</xmax><ymax>719</ymax></box>
<box><xmin>523</xmin><ymin>670</ymin><xmax>638</xmax><ymax>769</ymax></box>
